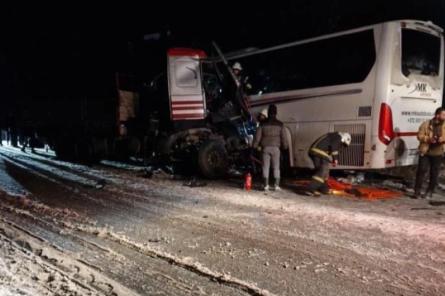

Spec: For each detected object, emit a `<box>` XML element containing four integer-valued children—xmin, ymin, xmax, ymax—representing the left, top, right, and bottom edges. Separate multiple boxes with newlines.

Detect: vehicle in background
<box><xmin>2</xmin><ymin>47</ymin><xmax>250</xmax><ymax>178</ymax></box>
<box><xmin>228</xmin><ymin>20</ymin><xmax>444</xmax><ymax>170</ymax></box>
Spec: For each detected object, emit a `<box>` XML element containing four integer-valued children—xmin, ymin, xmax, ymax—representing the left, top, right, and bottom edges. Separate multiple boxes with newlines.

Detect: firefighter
<box><xmin>253</xmin><ymin>104</ymin><xmax>288</xmax><ymax>191</ymax></box>
<box><xmin>232</xmin><ymin>62</ymin><xmax>252</xmax><ymax>92</ymax></box>
<box><xmin>306</xmin><ymin>132</ymin><xmax>352</xmax><ymax>196</ymax></box>
<box><xmin>414</xmin><ymin>107</ymin><xmax>445</xmax><ymax>199</ymax></box>
<box><xmin>232</xmin><ymin>62</ymin><xmax>243</xmax><ymax>78</ymax></box>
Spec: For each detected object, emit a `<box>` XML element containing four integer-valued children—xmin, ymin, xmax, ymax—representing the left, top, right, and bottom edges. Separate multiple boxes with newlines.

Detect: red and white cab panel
<box><xmin>167</xmin><ymin>48</ymin><xmax>207</xmax><ymax>121</ymax></box>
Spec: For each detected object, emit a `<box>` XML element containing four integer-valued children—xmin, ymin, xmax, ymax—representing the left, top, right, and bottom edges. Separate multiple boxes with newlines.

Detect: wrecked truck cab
<box><xmin>10</xmin><ymin>45</ymin><xmax>251</xmax><ymax>179</ymax></box>
<box><xmin>159</xmin><ymin>48</ymin><xmax>249</xmax><ymax>178</ymax></box>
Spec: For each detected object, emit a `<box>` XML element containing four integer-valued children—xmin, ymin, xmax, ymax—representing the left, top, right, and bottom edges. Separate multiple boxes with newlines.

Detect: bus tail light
<box><xmin>379</xmin><ymin>103</ymin><xmax>395</xmax><ymax>145</ymax></box>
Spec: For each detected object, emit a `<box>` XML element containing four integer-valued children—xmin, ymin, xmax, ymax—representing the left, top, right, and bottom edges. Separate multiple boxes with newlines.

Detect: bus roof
<box><xmin>218</xmin><ymin>19</ymin><xmax>443</xmax><ymax>61</ymax></box>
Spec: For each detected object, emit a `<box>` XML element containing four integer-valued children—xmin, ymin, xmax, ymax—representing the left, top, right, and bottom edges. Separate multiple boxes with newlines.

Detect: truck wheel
<box><xmin>198</xmin><ymin>140</ymin><xmax>228</xmax><ymax>179</ymax></box>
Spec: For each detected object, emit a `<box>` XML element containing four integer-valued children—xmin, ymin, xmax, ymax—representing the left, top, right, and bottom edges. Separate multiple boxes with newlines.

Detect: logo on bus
<box><xmin>409</xmin><ymin>83</ymin><xmax>427</xmax><ymax>94</ymax></box>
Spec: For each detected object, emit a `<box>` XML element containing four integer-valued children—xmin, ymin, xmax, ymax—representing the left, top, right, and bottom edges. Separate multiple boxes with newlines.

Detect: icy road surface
<box><xmin>0</xmin><ymin>146</ymin><xmax>444</xmax><ymax>296</ymax></box>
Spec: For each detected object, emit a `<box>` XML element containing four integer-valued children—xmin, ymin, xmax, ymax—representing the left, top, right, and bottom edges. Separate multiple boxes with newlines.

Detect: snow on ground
<box><xmin>0</xmin><ymin>148</ymin><xmax>103</xmax><ymax>188</ymax></box>
<box><xmin>0</xmin><ymin>145</ymin><xmax>444</xmax><ymax>295</ymax></box>
<box><xmin>0</xmin><ymin>158</ymin><xmax>29</xmax><ymax>197</ymax></box>
<box><xmin>0</xmin><ymin>229</ymin><xmax>99</xmax><ymax>296</ymax></box>
<box><xmin>100</xmin><ymin>160</ymin><xmax>146</xmax><ymax>172</ymax></box>
<box><xmin>0</xmin><ymin>217</ymin><xmax>143</xmax><ymax>296</ymax></box>
<box><xmin>0</xmin><ymin>146</ymin><xmax>134</xmax><ymax>187</ymax></box>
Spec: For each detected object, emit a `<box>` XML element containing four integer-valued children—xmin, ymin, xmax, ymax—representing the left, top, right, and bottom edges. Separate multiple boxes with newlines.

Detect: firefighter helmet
<box><xmin>232</xmin><ymin>62</ymin><xmax>243</xmax><ymax>71</ymax></box>
<box><xmin>339</xmin><ymin>132</ymin><xmax>352</xmax><ymax>146</ymax></box>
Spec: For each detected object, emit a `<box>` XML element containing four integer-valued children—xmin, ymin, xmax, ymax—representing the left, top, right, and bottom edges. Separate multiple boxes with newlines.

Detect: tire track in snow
<box><xmin>0</xmin><ymin>218</ymin><xmax>141</xmax><ymax>296</ymax></box>
<box><xmin>0</xmin><ymin>194</ymin><xmax>276</xmax><ymax>296</ymax></box>
<box><xmin>0</xmin><ymin>202</ymin><xmax>257</xmax><ymax>296</ymax></box>
<box><xmin>0</xmin><ymin>150</ymin><xmax>102</xmax><ymax>188</ymax></box>
<box><xmin>0</xmin><ymin>146</ymin><xmax>123</xmax><ymax>186</ymax></box>
<box><xmin>0</xmin><ymin>148</ymin><xmax>234</xmax><ymax>227</ymax></box>
<box><xmin>70</xmin><ymin>222</ymin><xmax>278</xmax><ymax>296</ymax></box>
<box><xmin>9</xmin><ymin>205</ymin><xmax>277</xmax><ymax>296</ymax></box>
<box><xmin>0</xmin><ymin>153</ymin><xmax>112</xmax><ymax>211</ymax></box>
<box><xmin>0</xmin><ymin>153</ymin><xmax>271</xmax><ymax>295</ymax></box>
<box><xmin>4</xmin><ymin>146</ymin><xmax>443</xmax><ymax>295</ymax></box>
<box><xmin>0</xmin><ymin>157</ymin><xmax>29</xmax><ymax>197</ymax></box>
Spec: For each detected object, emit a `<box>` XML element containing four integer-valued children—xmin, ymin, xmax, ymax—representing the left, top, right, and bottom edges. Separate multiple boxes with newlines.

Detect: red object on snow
<box><xmin>327</xmin><ymin>178</ymin><xmax>352</xmax><ymax>191</ymax></box>
<box><xmin>327</xmin><ymin>177</ymin><xmax>402</xmax><ymax>200</ymax></box>
<box><xmin>291</xmin><ymin>178</ymin><xmax>401</xmax><ymax>200</ymax></box>
<box><xmin>244</xmin><ymin>173</ymin><xmax>252</xmax><ymax>191</ymax></box>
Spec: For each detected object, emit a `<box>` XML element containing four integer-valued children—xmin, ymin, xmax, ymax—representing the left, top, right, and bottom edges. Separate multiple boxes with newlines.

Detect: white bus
<box><xmin>227</xmin><ymin>20</ymin><xmax>444</xmax><ymax>170</ymax></box>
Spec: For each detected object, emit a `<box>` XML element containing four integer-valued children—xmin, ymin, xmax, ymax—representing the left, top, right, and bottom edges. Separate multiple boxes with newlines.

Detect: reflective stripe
<box><xmin>310</xmin><ymin>148</ymin><xmax>332</xmax><ymax>160</ymax></box>
<box><xmin>312</xmin><ymin>176</ymin><xmax>325</xmax><ymax>183</ymax></box>
<box><xmin>312</xmin><ymin>135</ymin><xmax>327</xmax><ymax>148</ymax></box>
<box><xmin>331</xmin><ymin>151</ymin><xmax>339</xmax><ymax>156</ymax></box>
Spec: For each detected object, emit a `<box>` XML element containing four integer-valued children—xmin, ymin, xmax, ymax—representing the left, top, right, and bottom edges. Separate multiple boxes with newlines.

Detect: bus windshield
<box><xmin>402</xmin><ymin>29</ymin><xmax>441</xmax><ymax>77</ymax></box>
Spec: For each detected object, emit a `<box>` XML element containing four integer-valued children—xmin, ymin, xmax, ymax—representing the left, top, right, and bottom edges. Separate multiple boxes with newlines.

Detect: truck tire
<box><xmin>198</xmin><ymin>140</ymin><xmax>228</xmax><ymax>179</ymax></box>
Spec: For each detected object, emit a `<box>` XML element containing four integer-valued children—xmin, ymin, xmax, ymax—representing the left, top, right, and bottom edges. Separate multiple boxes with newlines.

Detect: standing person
<box><xmin>305</xmin><ymin>132</ymin><xmax>352</xmax><ymax>196</ymax></box>
<box><xmin>20</xmin><ymin>133</ymin><xmax>36</xmax><ymax>153</ymax></box>
<box><xmin>253</xmin><ymin>104</ymin><xmax>288</xmax><ymax>191</ymax></box>
<box><xmin>414</xmin><ymin>107</ymin><xmax>445</xmax><ymax>199</ymax></box>
<box><xmin>232</xmin><ymin>62</ymin><xmax>252</xmax><ymax>93</ymax></box>
<box><xmin>21</xmin><ymin>136</ymin><xmax>30</xmax><ymax>152</ymax></box>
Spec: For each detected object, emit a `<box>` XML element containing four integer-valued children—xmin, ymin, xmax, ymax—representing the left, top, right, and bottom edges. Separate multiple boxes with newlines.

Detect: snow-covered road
<box><xmin>0</xmin><ymin>146</ymin><xmax>444</xmax><ymax>296</ymax></box>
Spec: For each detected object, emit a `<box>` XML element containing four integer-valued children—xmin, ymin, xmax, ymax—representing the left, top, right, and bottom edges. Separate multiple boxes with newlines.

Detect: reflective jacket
<box><xmin>417</xmin><ymin>119</ymin><xmax>445</xmax><ymax>156</ymax></box>
<box><xmin>309</xmin><ymin>133</ymin><xmax>342</xmax><ymax>162</ymax></box>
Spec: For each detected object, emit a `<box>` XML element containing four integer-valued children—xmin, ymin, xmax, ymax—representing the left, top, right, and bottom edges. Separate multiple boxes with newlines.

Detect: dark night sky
<box><xmin>0</xmin><ymin>0</ymin><xmax>444</xmax><ymax>108</ymax></box>
<box><xmin>2</xmin><ymin>1</ymin><xmax>444</xmax><ymax>57</ymax></box>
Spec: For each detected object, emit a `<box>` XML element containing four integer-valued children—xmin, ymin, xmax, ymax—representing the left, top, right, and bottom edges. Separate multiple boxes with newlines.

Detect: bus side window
<box><xmin>235</xmin><ymin>30</ymin><xmax>376</xmax><ymax>95</ymax></box>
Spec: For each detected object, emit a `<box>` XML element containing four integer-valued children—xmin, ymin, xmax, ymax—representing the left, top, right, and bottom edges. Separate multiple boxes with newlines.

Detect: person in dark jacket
<box><xmin>232</xmin><ymin>62</ymin><xmax>252</xmax><ymax>93</ymax></box>
<box><xmin>253</xmin><ymin>104</ymin><xmax>288</xmax><ymax>191</ymax></box>
<box><xmin>414</xmin><ymin>107</ymin><xmax>445</xmax><ymax>199</ymax></box>
<box><xmin>306</xmin><ymin>132</ymin><xmax>352</xmax><ymax>196</ymax></box>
